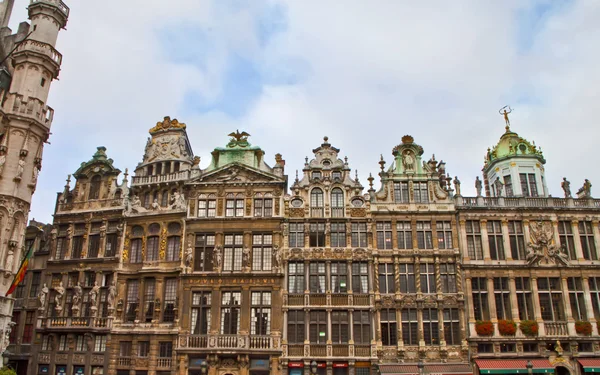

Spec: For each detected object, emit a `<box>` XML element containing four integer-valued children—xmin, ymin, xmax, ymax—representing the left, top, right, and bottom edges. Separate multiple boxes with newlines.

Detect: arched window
<box><xmin>89</xmin><ymin>175</ymin><xmax>101</xmax><ymax>200</ymax></box>
<box><xmin>166</xmin><ymin>222</ymin><xmax>182</xmax><ymax>261</ymax></box>
<box><xmin>130</xmin><ymin>226</ymin><xmax>144</xmax><ymax>263</ymax></box>
<box><xmin>310</xmin><ymin>188</ymin><xmax>324</xmax><ymax>217</ymax></box>
<box><xmin>331</xmin><ymin>188</ymin><xmax>344</xmax><ymax>217</ymax></box>
<box><xmin>146</xmin><ymin>223</ymin><xmax>161</xmax><ymax>261</ymax></box>
<box><xmin>161</xmin><ymin>191</ymin><xmax>169</xmax><ymax>207</ymax></box>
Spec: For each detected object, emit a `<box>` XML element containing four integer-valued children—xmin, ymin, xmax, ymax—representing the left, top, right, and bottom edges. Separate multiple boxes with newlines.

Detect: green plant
<box><xmin>0</xmin><ymin>367</ymin><xmax>17</xmax><ymax>375</ymax></box>
<box><xmin>575</xmin><ymin>320</ymin><xmax>593</xmax><ymax>335</ymax></box>
<box><xmin>519</xmin><ymin>320</ymin><xmax>539</xmax><ymax>336</ymax></box>
<box><xmin>498</xmin><ymin>319</ymin><xmax>517</xmax><ymax>336</ymax></box>
<box><xmin>475</xmin><ymin>320</ymin><xmax>494</xmax><ymax>336</ymax></box>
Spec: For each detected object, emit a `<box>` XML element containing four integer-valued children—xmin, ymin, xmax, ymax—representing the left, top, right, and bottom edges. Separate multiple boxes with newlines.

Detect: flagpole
<box><xmin>5</xmin><ymin>242</ymin><xmax>35</xmax><ymax>297</ymax></box>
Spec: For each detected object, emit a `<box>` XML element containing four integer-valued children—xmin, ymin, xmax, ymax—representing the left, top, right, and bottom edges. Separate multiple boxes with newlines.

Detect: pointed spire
<box><xmin>367</xmin><ymin>173</ymin><xmax>374</xmax><ymax>191</ymax></box>
<box><xmin>295</xmin><ymin>170</ymin><xmax>299</xmax><ymax>183</ymax></box>
<box><xmin>379</xmin><ymin>154</ymin><xmax>386</xmax><ymax>172</ymax></box>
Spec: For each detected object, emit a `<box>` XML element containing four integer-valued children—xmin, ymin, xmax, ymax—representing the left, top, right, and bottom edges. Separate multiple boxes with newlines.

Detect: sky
<box><xmin>8</xmin><ymin>0</ymin><xmax>600</xmax><ymax>223</ymax></box>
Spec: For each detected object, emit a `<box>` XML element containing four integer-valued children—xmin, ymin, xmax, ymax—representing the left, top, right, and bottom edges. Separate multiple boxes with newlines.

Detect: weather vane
<box><xmin>499</xmin><ymin>105</ymin><xmax>513</xmax><ymax>131</ymax></box>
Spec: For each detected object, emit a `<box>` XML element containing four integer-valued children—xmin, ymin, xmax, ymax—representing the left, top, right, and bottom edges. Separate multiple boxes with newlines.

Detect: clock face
<box><xmin>352</xmin><ymin>198</ymin><xmax>364</xmax><ymax>207</ymax></box>
<box><xmin>291</xmin><ymin>199</ymin><xmax>303</xmax><ymax>207</ymax></box>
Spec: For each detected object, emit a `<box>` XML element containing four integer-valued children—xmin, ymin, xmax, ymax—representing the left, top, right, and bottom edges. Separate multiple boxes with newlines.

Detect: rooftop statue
<box><xmin>499</xmin><ymin>105</ymin><xmax>512</xmax><ymax>131</ymax></box>
<box><xmin>561</xmin><ymin>177</ymin><xmax>572</xmax><ymax>198</ymax></box>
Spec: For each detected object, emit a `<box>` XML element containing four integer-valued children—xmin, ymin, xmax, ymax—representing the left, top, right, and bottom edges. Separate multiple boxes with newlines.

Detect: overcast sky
<box><xmin>10</xmin><ymin>0</ymin><xmax>600</xmax><ymax>223</ymax></box>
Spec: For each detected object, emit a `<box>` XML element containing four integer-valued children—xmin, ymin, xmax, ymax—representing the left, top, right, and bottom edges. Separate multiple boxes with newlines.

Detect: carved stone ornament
<box><xmin>526</xmin><ymin>220</ymin><xmax>569</xmax><ymax>266</ymax></box>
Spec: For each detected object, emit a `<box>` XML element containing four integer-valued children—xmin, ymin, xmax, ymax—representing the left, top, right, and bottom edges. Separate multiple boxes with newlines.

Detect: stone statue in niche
<box><xmin>89</xmin><ymin>281</ymin><xmax>100</xmax><ymax>306</ymax></box>
<box><xmin>108</xmin><ymin>280</ymin><xmax>117</xmax><ymax>309</ymax></box>
<box><xmin>402</xmin><ymin>150</ymin><xmax>414</xmax><ymax>171</ymax></box>
<box><xmin>15</xmin><ymin>158</ymin><xmax>25</xmax><ymax>179</ymax></box>
<box><xmin>72</xmin><ymin>282</ymin><xmax>82</xmax><ymax>307</ymax></box>
<box><xmin>185</xmin><ymin>245</ymin><xmax>193</xmax><ymax>273</ymax></box>
<box><xmin>561</xmin><ymin>177</ymin><xmax>572</xmax><ymax>198</ymax></box>
<box><xmin>170</xmin><ymin>191</ymin><xmax>186</xmax><ymax>210</ymax></box>
<box><xmin>493</xmin><ymin>177</ymin><xmax>504</xmax><ymax>197</ymax></box>
<box><xmin>38</xmin><ymin>283</ymin><xmax>49</xmax><ymax>309</ymax></box>
<box><xmin>178</xmin><ymin>136</ymin><xmax>187</xmax><ymax>157</ymax></box>
<box><xmin>4</xmin><ymin>250</ymin><xmax>13</xmax><ymax>274</ymax></box>
<box><xmin>0</xmin><ymin>152</ymin><xmax>6</xmax><ymax>175</ymax></box>
<box><xmin>213</xmin><ymin>246</ymin><xmax>223</xmax><ymax>272</ymax></box>
<box><xmin>54</xmin><ymin>282</ymin><xmax>65</xmax><ymax>311</ymax></box>
<box><xmin>527</xmin><ymin>220</ymin><xmax>569</xmax><ymax>266</ymax></box>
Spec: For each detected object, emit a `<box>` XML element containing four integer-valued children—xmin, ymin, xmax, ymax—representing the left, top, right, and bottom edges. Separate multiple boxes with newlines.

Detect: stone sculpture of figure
<box><xmin>73</xmin><ymin>282</ymin><xmax>82</xmax><ymax>306</ymax></box>
<box><xmin>453</xmin><ymin>176</ymin><xmax>461</xmax><ymax>196</ymax></box>
<box><xmin>493</xmin><ymin>178</ymin><xmax>504</xmax><ymax>197</ymax></box>
<box><xmin>151</xmin><ymin>199</ymin><xmax>160</xmax><ymax>211</ymax></box>
<box><xmin>561</xmin><ymin>177</ymin><xmax>572</xmax><ymax>198</ymax></box>
<box><xmin>215</xmin><ymin>168</ymin><xmax>241</xmax><ymax>182</ymax></box>
<box><xmin>15</xmin><ymin>158</ymin><xmax>25</xmax><ymax>179</ymax></box>
<box><xmin>5</xmin><ymin>250</ymin><xmax>14</xmax><ymax>273</ymax></box>
<box><xmin>0</xmin><ymin>153</ymin><xmax>6</xmax><ymax>175</ymax></box>
<box><xmin>108</xmin><ymin>280</ymin><xmax>117</xmax><ymax>308</ymax></box>
<box><xmin>54</xmin><ymin>281</ymin><xmax>65</xmax><ymax>306</ymax></box>
<box><xmin>213</xmin><ymin>246</ymin><xmax>222</xmax><ymax>271</ymax></box>
<box><xmin>402</xmin><ymin>151</ymin><xmax>414</xmax><ymax>171</ymax></box>
<box><xmin>583</xmin><ymin>179</ymin><xmax>592</xmax><ymax>197</ymax></box>
<box><xmin>178</xmin><ymin>136</ymin><xmax>187</xmax><ymax>157</ymax></box>
<box><xmin>38</xmin><ymin>283</ymin><xmax>49</xmax><ymax>308</ymax></box>
<box><xmin>242</xmin><ymin>247</ymin><xmax>251</xmax><ymax>270</ymax></box>
<box><xmin>170</xmin><ymin>191</ymin><xmax>186</xmax><ymax>210</ymax></box>
<box><xmin>273</xmin><ymin>246</ymin><xmax>282</xmax><ymax>271</ymax></box>
<box><xmin>555</xmin><ymin>340</ymin><xmax>563</xmax><ymax>356</ymax></box>
<box><xmin>131</xmin><ymin>195</ymin><xmax>141</xmax><ymax>209</ymax></box>
<box><xmin>89</xmin><ymin>281</ymin><xmax>100</xmax><ymax>306</ymax></box>
<box><xmin>475</xmin><ymin>176</ymin><xmax>483</xmax><ymax>196</ymax></box>
<box><xmin>185</xmin><ymin>245</ymin><xmax>193</xmax><ymax>272</ymax></box>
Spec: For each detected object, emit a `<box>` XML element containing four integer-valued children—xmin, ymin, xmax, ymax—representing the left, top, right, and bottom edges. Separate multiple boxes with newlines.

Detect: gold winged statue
<box><xmin>227</xmin><ymin>130</ymin><xmax>251</xmax><ymax>147</ymax></box>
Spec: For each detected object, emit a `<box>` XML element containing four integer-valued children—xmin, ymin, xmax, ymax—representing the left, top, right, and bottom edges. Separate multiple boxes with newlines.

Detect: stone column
<box><xmin>582</xmin><ymin>277</ymin><xmax>597</xmax><ymax>334</ymax></box>
<box><xmin>530</xmin><ymin>277</ymin><xmax>545</xmax><ymax>336</ymax></box>
<box><xmin>211</xmin><ymin>286</ymin><xmax>220</xmax><ymax>334</ymax></box>
<box><xmin>508</xmin><ymin>275</ymin><xmax>519</xmax><ymax>321</ymax></box>
<box><xmin>325</xmin><ymin>261</ymin><xmax>331</xmax><ymax>293</ymax></box>
<box><xmin>458</xmin><ymin>219</ymin><xmax>469</xmax><ymax>261</ymax></box>
<box><xmin>240</xmin><ymin>287</ymin><xmax>251</xmax><ymax>335</ymax></box>
<box><xmin>561</xmin><ymin>277</ymin><xmax>575</xmax><ymax>337</ymax></box>
<box><xmin>480</xmin><ymin>220</ymin><xmax>491</xmax><ymax>261</ymax></box>
<box><xmin>487</xmin><ymin>277</ymin><xmax>498</xmax><ymax>324</ymax></box>
<box><xmin>501</xmin><ymin>220</ymin><xmax>512</xmax><ymax>260</ymax></box>
<box><xmin>571</xmin><ymin>220</ymin><xmax>585</xmax><ymax>260</ymax></box>
<box><xmin>417</xmin><ymin>306</ymin><xmax>425</xmax><ymax>347</ymax></box>
<box><xmin>438</xmin><ymin>308</ymin><xmax>446</xmax><ymax>346</ymax></box>
<box><xmin>431</xmin><ymin>218</ymin><xmax>438</xmax><ymax>250</ymax></box>
<box><xmin>347</xmin><ymin>261</ymin><xmax>353</xmax><ymax>294</ymax></box>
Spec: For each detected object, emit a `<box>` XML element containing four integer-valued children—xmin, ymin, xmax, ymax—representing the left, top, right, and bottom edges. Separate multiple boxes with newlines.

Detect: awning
<box><xmin>475</xmin><ymin>359</ymin><xmax>554</xmax><ymax>374</ymax></box>
<box><xmin>578</xmin><ymin>359</ymin><xmax>600</xmax><ymax>373</ymax></box>
<box><xmin>380</xmin><ymin>363</ymin><xmax>472</xmax><ymax>375</ymax></box>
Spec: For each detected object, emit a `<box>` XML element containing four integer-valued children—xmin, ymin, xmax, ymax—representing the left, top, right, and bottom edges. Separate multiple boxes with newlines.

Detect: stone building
<box><xmin>7</xmin><ymin>115</ymin><xmax>600</xmax><ymax>375</ymax></box>
<box><xmin>0</xmin><ymin>0</ymin><xmax>69</xmax><ymax>362</ymax></box>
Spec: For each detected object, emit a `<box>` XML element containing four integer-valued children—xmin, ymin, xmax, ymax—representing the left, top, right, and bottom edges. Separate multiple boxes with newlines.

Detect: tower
<box><xmin>0</xmin><ymin>0</ymin><xmax>68</xmax><ymax>357</ymax></box>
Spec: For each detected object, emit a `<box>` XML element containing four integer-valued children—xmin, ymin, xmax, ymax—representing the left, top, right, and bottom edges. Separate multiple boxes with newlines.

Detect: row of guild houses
<box><xmin>5</xmin><ymin>114</ymin><xmax>600</xmax><ymax>375</ymax></box>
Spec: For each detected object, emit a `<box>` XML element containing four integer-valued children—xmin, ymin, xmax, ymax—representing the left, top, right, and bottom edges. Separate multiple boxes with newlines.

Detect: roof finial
<box><xmin>295</xmin><ymin>170</ymin><xmax>299</xmax><ymax>183</ymax></box>
<box><xmin>367</xmin><ymin>173</ymin><xmax>374</xmax><ymax>190</ymax></box>
<box><xmin>499</xmin><ymin>105</ymin><xmax>513</xmax><ymax>132</ymax></box>
<box><xmin>379</xmin><ymin>154</ymin><xmax>386</xmax><ymax>172</ymax></box>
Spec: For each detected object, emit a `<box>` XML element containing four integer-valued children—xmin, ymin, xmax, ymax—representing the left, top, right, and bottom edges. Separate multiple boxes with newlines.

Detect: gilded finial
<box><xmin>499</xmin><ymin>105</ymin><xmax>513</xmax><ymax>131</ymax></box>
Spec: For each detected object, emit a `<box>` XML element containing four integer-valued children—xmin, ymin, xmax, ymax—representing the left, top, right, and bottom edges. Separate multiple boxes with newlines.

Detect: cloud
<box><xmin>7</xmin><ymin>0</ymin><xmax>598</xmax><ymax>222</ymax></box>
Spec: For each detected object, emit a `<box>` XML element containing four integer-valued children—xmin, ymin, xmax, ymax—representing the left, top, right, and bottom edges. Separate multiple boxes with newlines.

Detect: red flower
<box><xmin>575</xmin><ymin>321</ymin><xmax>592</xmax><ymax>335</ymax></box>
<box><xmin>519</xmin><ymin>320</ymin><xmax>539</xmax><ymax>336</ymax></box>
<box><xmin>475</xmin><ymin>320</ymin><xmax>494</xmax><ymax>336</ymax></box>
<box><xmin>498</xmin><ymin>320</ymin><xmax>517</xmax><ymax>336</ymax></box>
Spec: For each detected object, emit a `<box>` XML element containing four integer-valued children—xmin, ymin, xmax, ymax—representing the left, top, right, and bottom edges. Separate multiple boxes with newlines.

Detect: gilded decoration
<box><xmin>159</xmin><ymin>228</ymin><xmax>167</xmax><ymax>260</ymax></box>
<box><xmin>289</xmin><ymin>208</ymin><xmax>304</xmax><ymax>218</ymax></box>
<box><xmin>149</xmin><ymin>116</ymin><xmax>186</xmax><ymax>134</ymax></box>
<box><xmin>122</xmin><ymin>230</ymin><xmax>130</xmax><ymax>261</ymax></box>
<box><xmin>527</xmin><ymin>220</ymin><xmax>569</xmax><ymax>266</ymax></box>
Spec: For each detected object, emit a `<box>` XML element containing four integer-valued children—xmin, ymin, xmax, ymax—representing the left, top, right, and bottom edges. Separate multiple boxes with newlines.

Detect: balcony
<box><xmin>332</xmin><ymin>345</ymin><xmax>348</xmax><ymax>356</ymax></box>
<box><xmin>14</xmin><ymin>39</ymin><xmax>62</xmax><ymax>65</ymax></box>
<box><xmin>30</xmin><ymin>0</ymin><xmax>70</xmax><ymax>17</ymax></box>
<box><xmin>544</xmin><ymin>321</ymin><xmax>568</xmax><ymax>336</ymax></box>
<box><xmin>354</xmin><ymin>345</ymin><xmax>371</xmax><ymax>357</ymax></box>
<box><xmin>45</xmin><ymin>317</ymin><xmax>112</xmax><ymax>330</ymax></box>
<box><xmin>285</xmin><ymin>293</ymin><xmax>371</xmax><ymax>307</ymax></box>
<box><xmin>131</xmin><ymin>170</ymin><xmax>189</xmax><ymax>186</ymax></box>
<box><xmin>117</xmin><ymin>357</ymin><xmax>131</xmax><ymax>367</ymax></box>
<box><xmin>157</xmin><ymin>358</ymin><xmax>172</xmax><ymax>369</ymax></box>
<box><xmin>309</xmin><ymin>294</ymin><xmax>326</xmax><ymax>306</ymax></box>
<box><xmin>180</xmin><ymin>334</ymin><xmax>280</xmax><ymax>352</ymax></box>
<box><xmin>285</xmin><ymin>344</ymin><xmax>375</xmax><ymax>359</ymax></box>
<box><xmin>457</xmin><ymin>196</ymin><xmax>600</xmax><ymax>209</ymax></box>
<box><xmin>5</xmin><ymin>94</ymin><xmax>53</xmax><ymax>126</ymax></box>
<box><xmin>310</xmin><ymin>345</ymin><xmax>327</xmax><ymax>357</ymax></box>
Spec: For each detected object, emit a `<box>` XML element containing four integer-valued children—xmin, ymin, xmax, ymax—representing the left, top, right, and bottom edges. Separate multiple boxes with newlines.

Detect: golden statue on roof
<box><xmin>228</xmin><ymin>130</ymin><xmax>250</xmax><ymax>142</ymax></box>
<box><xmin>149</xmin><ymin>116</ymin><xmax>186</xmax><ymax>133</ymax></box>
<box><xmin>499</xmin><ymin>105</ymin><xmax>512</xmax><ymax>131</ymax></box>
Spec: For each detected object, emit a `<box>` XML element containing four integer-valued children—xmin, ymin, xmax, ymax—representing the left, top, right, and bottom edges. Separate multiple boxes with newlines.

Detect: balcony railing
<box><xmin>331</xmin><ymin>294</ymin><xmax>348</xmax><ymax>306</ymax></box>
<box><xmin>354</xmin><ymin>345</ymin><xmax>371</xmax><ymax>357</ymax></box>
<box><xmin>332</xmin><ymin>345</ymin><xmax>348</xmax><ymax>356</ymax></box>
<box><xmin>180</xmin><ymin>334</ymin><xmax>280</xmax><ymax>351</ymax></box>
<box><xmin>545</xmin><ymin>321</ymin><xmax>568</xmax><ymax>336</ymax></box>
<box><xmin>457</xmin><ymin>196</ymin><xmax>600</xmax><ymax>209</ymax></box>
<box><xmin>285</xmin><ymin>293</ymin><xmax>371</xmax><ymax>307</ymax></box>
<box><xmin>353</xmin><ymin>294</ymin><xmax>371</xmax><ymax>306</ymax></box>
<box><xmin>30</xmin><ymin>0</ymin><xmax>70</xmax><ymax>17</ymax></box>
<box><xmin>157</xmin><ymin>358</ymin><xmax>172</xmax><ymax>369</ymax></box>
<box><xmin>288</xmin><ymin>345</ymin><xmax>304</xmax><ymax>357</ymax></box>
<box><xmin>46</xmin><ymin>317</ymin><xmax>112</xmax><ymax>329</ymax></box>
<box><xmin>287</xmin><ymin>294</ymin><xmax>304</xmax><ymax>306</ymax></box>
<box><xmin>310</xmin><ymin>345</ymin><xmax>327</xmax><ymax>357</ymax></box>
<box><xmin>117</xmin><ymin>357</ymin><xmax>131</xmax><ymax>367</ymax></box>
<box><xmin>14</xmin><ymin>39</ymin><xmax>62</xmax><ymax>65</ymax></box>
<box><xmin>310</xmin><ymin>294</ymin><xmax>326</xmax><ymax>306</ymax></box>
<box><xmin>57</xmin><ymin>198</ymin><xmax>123</xmax><ymax>212</ymax></box>
<box><xmin>249</xmin><ymin>335</ymin><xmax>272</xmax><ymax>350</ymax></box>
<box><xmin>131</xmin><ymin>170</ymin><xmax>189</xmax><ymax>185</ymax></box>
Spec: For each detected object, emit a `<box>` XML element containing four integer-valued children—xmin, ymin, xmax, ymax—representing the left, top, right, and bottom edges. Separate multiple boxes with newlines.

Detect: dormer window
<box><xmin>393</xmin><ymin>182</ymin><xmax>409</xmax><ymax>203</ymax></box>
<box><xmin>312</xmin><ymin>171</ymin><xmax>322</xmax><ymax>180</ymax></box>
<box><xmin>88</xmin><ymin>175</ymin><xmax>101</xmax><ymax>200</ymax></box>
<box><xmin>332</xmin><ymin>171</ymin><xmax>342</xmax><ymax>180</ymax></box>
<box><xmin>331</xmin><ymin>188</ymin><xmax>344</xmax><ymax>218</ymax></box>
<box><xmin>322</xmin><ymin>160</ymin><xmax>331</xmax><ymax>167</ymax></box>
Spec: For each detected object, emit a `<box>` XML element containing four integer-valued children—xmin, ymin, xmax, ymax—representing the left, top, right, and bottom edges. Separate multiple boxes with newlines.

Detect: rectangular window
<box><xmin>494</xmin><ymin>277</ymin><xmax>512</xmax><ymax>320</ymax></box>
<box><xmin>223</xmin><ymin>234</ymin><xmax>243</xmax><ymax>271</ymax></box>
<box><xmin>376</xmin><ymin>222</ymin><xmax>392</xmax><ymax>249</ymax></box>
<box><xmin>194</xmin><ymin>234</ymin><xmax>215</xmax><ymax>271</ymax></box>
<box><xmin>394</xmin><ymin>182</ymin><xmax>409</xmax><ymax>203</ymax></box>
<box><xmin>396</xmin><ymin>221</ymin><xmax>413</xmax><ymax>249</ymax></box>
<box><xmin>58</xmin><ymin>335</ymin><xmax>67</xmax><ymax>351</ymax></box>
<box><xmin>309</xmin><ymin>310</ymin><xmax>327</xmax><ymax>343</ymax></box>
<box><xmin>568</xmin><ymin>277</ymin><xmax>587</xmax><ymax>321</ymax></box>
<box><xmin>287</xmin><ymin>310</ymin><xmax>305</xmax><ymax>344</ymax></box>
<box><xmin>471</xmin><ymin>278</ymin><xmax>489</xmax><ymax>320</ymax></box>
<box><xmin>440</xmin><ymin>263</ymin><xmax>456</xmax><ymax>293</ymax></box>
<box><xmin>504</xmin><ymin>175</ymin><xmax>513</xmax><ymax>197</ymax></box>
<box><xmin>254</xmin><ymin>197</ymin><xmax>273</xmax><ymax>217</ymax></box>
<box><xmin>466</xmin><ymin>221</ymin><xmax>483</xmax><ymax>260</ymax></box>
<box><xmin>416</xmin><ymin>222</ymin><xmax>433</xmax><ymax>249</ymax></box>
<box><xmin>105</xmin><ymin>233</ymin><xmax>118</xmax><ymax>257</ymax></box>
<box><xmin>558</xmin><ymin>221</ymin><xmax>576</xmax><ymax>260</ymax></box>
<box><xmin>8</xmin><ymin>312</ymin><xmax>19</xmax><ymax>344</ymax></box>
<box><xmin>508</xmin><ymin>221</ymin><xmax>525</xmax><ymax>260</ymax></box>
<box><xmin>251</xmin><ymin>292</ymin><xmax>271</xmax><ymax>335</ymax></box>
<box><xmin>351</xmin><ymin>223</ymin><xmax>367</xmax><ymax>248</ymax></box>
<box><xmin>119</xmin><ymin>341</ymin><xmax>132</xmax><ymax>357</ymax></box>
<box><xmin>198</xmin><ymin>196</ymin><xmax>217</xmax><ymax>218</ymax></box>
<box><xmin>520</xmin><ymin>173</ymin><xmax>538</xmax><ymax>197</ymax></box>
<box><xmin>330</xmin><ymin>223</ymin><xmax>347</xmax><ymax>247</ymax></box>
<box><xmin>55</xmin><ymin>237</ymin><xmax>66</xmax><ymax>260</ymax></box>
<box><xmin>41</xmin><ymin>335</ymin><xmax>50</xmax><ymax>351</ymax></box>
<box><xmin>420</xmin><ymin>263</ymin><xmax>436</xmax><ymax>293</ymax></box>
<box><xmin>401</xmin><ymin>309</ymin><xmax>417</xmax><ymax>345</ymax></box>
<box><xmin>252</xmin><ymin>234</ymin><xmax>273</xmax><ymax>271</ymax></box>
<box><xmin>422</xmin><ymin>308</ymin><xmax>439</xmax><ymax>345</ymax></box>
<box><xmin>225</xmin><ymin>196</ymin><xmax>244</xmax><ymax>217</ymax></box>
<box><xmin>15</xmin><ymin>279</ymin><xmax>26</xmax><ymax>299</ymax></box>
<box><xmin>191</xmin><ymin>292</ymin><xmax>211</xmax><ymax>335</ymax></box>
<box><xmin>352</xmin><ymin>262</ymin><xmax>369</xmax><ymax>293</ymax></box>
<box><xmin>309</xmin><ymin>223</ymin><xmax>326</xmax><ymax>247</ymax></box>
<box><xmin>288</xmin><ymin>262</ymin><xmax>305</xmax><ymax>293</ymax></box>
<box><xmin>221</xmin><ymin>291</ymin><xmax>241</xmax><ymax>334</ymax></box>
<box><xmin>523</xmin><ymin>343</ymin><xmax>538</xmax><ymax>353</ymax></box>
<box><xmin>71</xmin><ymin>236</ymin><xmax>83</xmax><ymax>259</ymax></box>
<box><xmin>289</xmin><ymin>223</ymin><xmax>305</xmax><ymax>248</ymax></box>
<box><xmin>579</xmin><ymin>221</ymin><xmax>597</xmax><ymax>260</ymax></box>
<box><xmin>94</xmin><ymin>336</ymin><xmax>106</xmax><ymax>352</ymax></box>
<box><xmin>309</xmin><ymin>262</ymin><xmax>326</xmax><ymax>293</ymax></box>
<box><xmin>29</xmin><ymin>271</ymin><xmax>41</xmax><ymax>298</ymax></box>
<box><xmin>437</xmin><ymin>221</ymin><xmax>453</xmax><ymax>249</ymax></box>
<box><xmin>143</xmin><ymin>279</ymin><xmax>155</xmax><ymax>323</ymax></box>
<box><xmin>353</xmin><ymin>310</ymin><xmax>371</xmax><ymax>344</ymax></box>
<box><xmin>159</xmin><ymin>341</ymin><xmax>172</xmax><ymax>358</ymax></box>
<box><xmin>414</xmin><ymin>182</ymin><xmax>429</xmax><ymax>203</ymax></box>
<box><xmin>146</xmin><ymin>236</ymin><xmax>159</xmax><ymax>261</ymax></box>
<box><xmin>537</xmin><ymin>277</ymin><xmax>565</xmax><ymax>321</ymax></box>
<box><xmin>130</xmin><ymin>238</ymin><xmax>143</xmax><ymax>263</ymax></box>
<box><xmin>590</xmin><ymin>278</ymin><xmax>600</xmax><ymax>320</ymax></box>
<box><xmin>378</xmin><ymin>263</ymin><xmax>395</xmax><ymax>294</ymax></box>
<box><xmin>22</xmin><ymin>311</ymin><xmax>34</xmax><ymax>343</ymax></box>
<box><xmin>515</xmin><ymin>277</ymin><xmax>534</xmax><ymax>320</ymax></box>
<box><xmin>88</xmin><ymin>235</ymin><xmax>100</xmax><ymax>258</ymax></box>
<box><xmin>331</xmin><ymin>311</ymin><xmax>349</xmax><ymax>344</ymax></box>
<box><xmin>399</xmin><ymin>264</ymin><xmax>416</xmax><ymax>293</ymax></box>
<box><xmin>443</xmin><ymin>308</ymin><xmax>460</xmax><ymax>345</ymax></box>
<box><xmin>380</xmin><ymin>308</ymin><xmax>397</xmax><ymax>346</ymax></box>
<box><xmin>166</xmin><ymin>236</ymin><xmax>180</xmax><ymax>261</ymax></box>
<box><xmin>331</xmin><ymin>262</ymin><xmax>348</xmax><ymax>293</ymax></box>
<box><xmin>163</xmin><ymin>279</ymin><xmax>177</xmax><ymax>322</ymax></box>
<box><xmin>487</xmin><ymin>221</ymin><xmax>505</xmax><ymax>260</ymax></box>
<box><xmin>125</xmin><ymin>280</ymin><xmax>139</xmax><ymax>322</ymax></box>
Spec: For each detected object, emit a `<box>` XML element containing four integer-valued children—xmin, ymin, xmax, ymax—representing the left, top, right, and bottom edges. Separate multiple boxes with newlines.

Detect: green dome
<box><xmin>483</xmin><ymin>127</ymin><xmax>545</xmax><ymax>170</ymax></box>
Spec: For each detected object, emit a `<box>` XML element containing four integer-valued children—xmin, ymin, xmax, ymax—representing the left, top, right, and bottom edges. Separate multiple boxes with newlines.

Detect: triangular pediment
<box><xmin>190</xmin><ymin>163</ymin><xmax>284</xmax><ymax>184</ymax></box>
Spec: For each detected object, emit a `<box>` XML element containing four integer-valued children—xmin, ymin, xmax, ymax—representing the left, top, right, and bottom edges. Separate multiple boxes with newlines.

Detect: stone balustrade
<box><xmin>180</xmin><ymin>334</ymin><xmax>279</xmax><ymax>351</ymax></box>
<box><xmin>14</xmin><ymin>39</ymin><xmax>62</xmax><ymax>65</ymax></box>
<box><xmin>5</xmin><ymin>94</ymin><xmax>53</xmax><ymax>126</ymax></box>
<box><xmin>44</xmin><ymin>316</ymin><xmax>113</xmax><ymax>329</ymax></box>
<box><xmin>285</xmin><ymin>293</ymin><xmax>371</xmax><ymax>307</ymax></box>
<box><xmin>131</xmin><ymin>170</ymin><xmax>190</xmax><ymax>185</ymax></box>
<box><xmin>285</xmin><ymin>344</ymin><xmax>375</xmax><ymax>358</ymax></box>
<box><xmin>457</xmin><ymin>196</ymin><xmax>600</xmax><ymax>209</ymax></box>
<box><xmin>30</xmin><ymin>0</ymin><xmax>70</xmax><ymax>17</ymax></box>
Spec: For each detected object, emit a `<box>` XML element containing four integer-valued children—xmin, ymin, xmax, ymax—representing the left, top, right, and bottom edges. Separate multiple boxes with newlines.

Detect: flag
<box><xmin>5</xmin><ymin>242</ymin><xmax>34</xmax><ymax>297</ymax></box>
